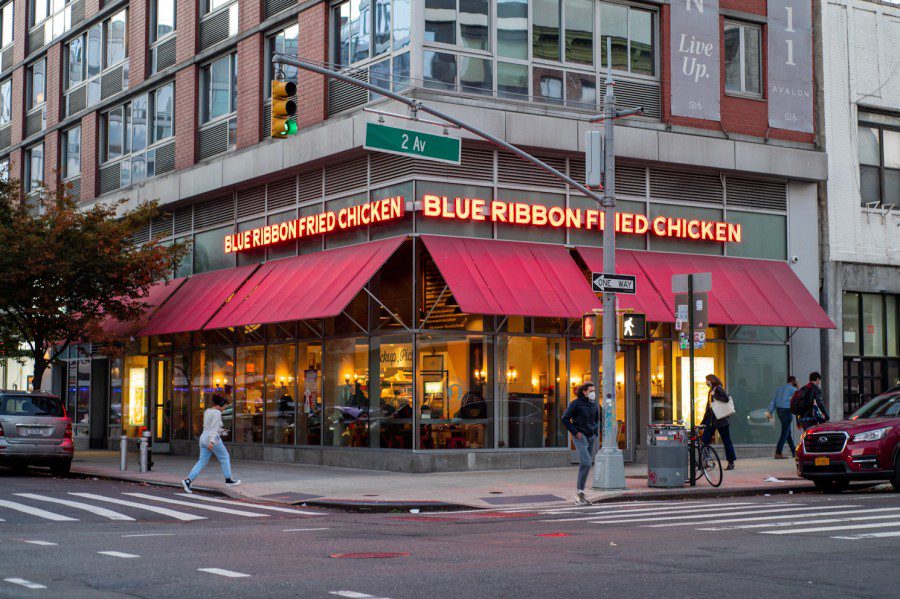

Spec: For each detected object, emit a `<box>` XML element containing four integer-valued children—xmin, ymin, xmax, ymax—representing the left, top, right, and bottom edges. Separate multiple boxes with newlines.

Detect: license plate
<box><xmin>26</xmin><ymin>427</ymin><xmax>44</xmax><ymax>436</ymax></box>
<box><xmin>815</xmin><ymin>457</ymin><xmax>830</xmax><ymax>466</ymax></box>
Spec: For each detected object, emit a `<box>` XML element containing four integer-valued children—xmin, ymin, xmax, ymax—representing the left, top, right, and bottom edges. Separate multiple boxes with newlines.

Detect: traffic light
<box><xmin>271</xmin><ymin>79</ymin><xmax>297</xmax><ymax>139</ymax></box>
<box><xmin>581</xmin><ymin>313</ymin><xmax>599</xmax><ymax>340</ymax></box>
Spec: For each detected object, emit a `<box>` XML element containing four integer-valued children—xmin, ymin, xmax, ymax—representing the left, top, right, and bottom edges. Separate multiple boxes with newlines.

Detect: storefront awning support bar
<box><xmin>299</xmin><ymin>318</ymin><xmax>324</xmax><ymax>339</ymax></box>
<box><xmin>271</xmin><ymin>54</ymin><xmax>605</xmax><ymax>204</ymax></box>
<box><xmin>363</xmin><ymin>288</ymin><xmax>411</xmax><ymax>333</ymax></box>
<box><xmin>341</xmin><ymin>310</ymin><xmax>368</xmax><ymax>336</ymax></box>
<box><xmin>420</xmin><ymin>285</ymin><xmax>449</xmax><ymax>329</ymax></box>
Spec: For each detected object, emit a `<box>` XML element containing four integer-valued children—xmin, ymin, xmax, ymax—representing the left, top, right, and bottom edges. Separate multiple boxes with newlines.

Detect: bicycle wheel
<box><xmin>699</xmin><ymin>445</ymin><xmax>723</xmax><ymax>487</ymax></box>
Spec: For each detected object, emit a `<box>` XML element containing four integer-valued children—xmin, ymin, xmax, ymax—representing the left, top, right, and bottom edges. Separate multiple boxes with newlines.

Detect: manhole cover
<box><xmin>330</xmin><ymin>552</ymin><xmax>410</xmax><ymax>559</ymax></box>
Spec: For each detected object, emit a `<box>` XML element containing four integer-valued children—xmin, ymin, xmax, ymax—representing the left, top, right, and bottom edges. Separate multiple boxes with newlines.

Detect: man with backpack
<box><xmin>790</xmin><ymin>372</ymin><xmax>829</xmax><ymax>431</ymax></box>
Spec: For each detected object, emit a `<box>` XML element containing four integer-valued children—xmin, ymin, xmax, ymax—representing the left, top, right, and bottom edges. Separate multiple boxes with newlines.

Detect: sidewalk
<box><xmin>71</xmin><ymin>450</ymin><xmax>813</xmax><ymax>510</ymax></box>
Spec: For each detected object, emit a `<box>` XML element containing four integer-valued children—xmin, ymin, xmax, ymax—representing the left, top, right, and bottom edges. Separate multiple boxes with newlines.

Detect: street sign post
<box><xmin>591</xmin><ymin>272</ymin><xmax>637</xmax><ymax>294</ymax></box>
<box><xmin>364</xmin><ymin>122</ymin><xmax>461</xmax><ymax>165</ymax></box>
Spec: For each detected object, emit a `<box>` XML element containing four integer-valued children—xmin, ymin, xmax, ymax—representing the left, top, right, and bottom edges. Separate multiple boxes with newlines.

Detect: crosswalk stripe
<box><xmin>122</xmin><ymin>493</ymin><xmax>269</xmax><ymax>518</ymax></box>
<box><xmin>831</xmin><ymin>530</ymin><xmax>900</xmax><ymax>540</ymax></box>
<box><xmin>541</xmin><ymin>501</ymin><xmax>760</xmax><ymax>519</ymax></box>
<box><xmin>539</xmin><ymin>499</ymin><xmax>721</xmax><ymax>515</ymax></box>
<box><xmin>582</xmin><ymin>504</ymin><xmax>864</xmax><ymax>525</ymax></box>
<box><xmin>542</xmin><ymin>503</ymin><xmax>777</xmax><ymax>523</ymax></box>
<box><xmin>97</xmin><ymin>551</ymin><xmax>140</xmax><ymax>558</ymax></box>
<box><xmin>23</xmin><ymin>541</ymin><xmax>58</xmax><ymax>546</ymax></box>
<box><xmin>761</xmin><ymin>520</ymin><xmax>900</xmax><ymax>535</ymax></box>
<box><xmin>698</xmin><ymin>511</ymin><xmax>900</xmax><ymax>531</ymax></box>
<box><xmin>14</xmin><ymin>493</ymin><xmax>136</xmax><ymax>521</ymax></box>
<box><xmin>3</xmin><ymin>578</ymin><xmax>47</xmax><ymax>590</ymax></box>
<box><xmin>68</xmin><ymin>493</ymin><xmax>206</xmax><ymax>521</ymax></box>
<box><xmin>173</xmin><ymin>493</ymin><xmax>324</xmax><ymax>515</ymax></box>
<box><xmin>0</xmin><ymin>499</ymin><xmax>78</xmax><ymax>522</ymax></box>
<box><xmin>198</xmin><ymin>568</ymin><xmax>250</xmax><ymax>578</ymax></box>
<box><xmin>667</xmin><ymin>506</ymin><xmax>900</xmax><ymax>529</ymax></box>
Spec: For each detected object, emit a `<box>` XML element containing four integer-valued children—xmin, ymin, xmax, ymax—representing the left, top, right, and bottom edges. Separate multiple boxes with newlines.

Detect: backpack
<box><xmin>790</xmin><ymin>384</ymin><xmax>814</xmax><ymax>416</ymax></box>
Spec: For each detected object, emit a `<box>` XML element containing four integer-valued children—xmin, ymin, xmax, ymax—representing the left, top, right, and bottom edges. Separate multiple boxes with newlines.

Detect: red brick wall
<box><xmin>10</xmin><ymin>66</ymin><xmax>23</xmax><ymax>145</ymax></box>
<box><xmin>8</xmin><ymin>147</ymin><xmax>22</xmax><ymax>187</ymax></box>
<box><xmin>239</xmin><ymin>0</ymin><xmax>263</xmax><ymax>33</ymax></box>
<box><xmin>174</xmin><ymin>67</ymin><xmax>198</xmax><ymax>170</ymax></box>
<box><xmin>80</xmin><ymin>112</ymin><xmax>98</xmax><ymax>201</ymax></box>
<box><xmin>236</xmin><ymin>34</ymin><xmax>263</xmax><ymax>149</ymax></box>
<box><xmin>175</xmin><ymin>0</ymin><xmax>198</xmax><ymax>63</ymax></box>
<box><xmin>128</xmin><ymin>0</ymin><xmax>149</xmax><ymax>86</ymax></box>
<box><xmin>12</xmin><ymin>0</ymin><xmax>26</xmax><ymax>63</ymax></box>
<box><xmin>45</xmin><ymin>43</ymin><xmax>61</xmax><ymax>129</ymax></box>
<box><xmin>42</xmin><ymin>128</ymin><xmax>58</xmax><ymax>190</ymax></box>
<box><xmin>297</xmin><ymin>3</ymin><xmax>327</xmax><ymax>130</ymax></box>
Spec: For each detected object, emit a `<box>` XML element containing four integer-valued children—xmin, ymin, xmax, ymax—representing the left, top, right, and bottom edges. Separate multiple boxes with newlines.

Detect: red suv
<box><xmin>797</xmin><ymin>389</ymin><xmax>900</xmax><ymax>493</ymax></box>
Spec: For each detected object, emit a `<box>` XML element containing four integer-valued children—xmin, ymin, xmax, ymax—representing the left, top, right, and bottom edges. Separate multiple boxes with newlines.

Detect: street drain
<box><xmin>330</xmin><ymin>552</ymin><xmax>410</xmax><ymax>559</ymax></box>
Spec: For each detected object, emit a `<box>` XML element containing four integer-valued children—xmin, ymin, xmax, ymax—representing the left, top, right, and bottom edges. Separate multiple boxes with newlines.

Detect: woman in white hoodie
<box><xmin>182</xmin><ymin>394</ymin><xmax>240</xmax><ymax>493</ymax></box>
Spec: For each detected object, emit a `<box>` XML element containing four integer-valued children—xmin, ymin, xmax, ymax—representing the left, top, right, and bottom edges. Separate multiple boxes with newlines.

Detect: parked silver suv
<box><xmin>0</xmin><ymin>391</ymin><xmax>74</xmax><ymax>475</ymax></box>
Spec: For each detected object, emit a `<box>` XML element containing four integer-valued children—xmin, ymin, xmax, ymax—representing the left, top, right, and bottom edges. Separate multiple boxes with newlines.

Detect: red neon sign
<box><xmin>224</xmin><ymin>196</ymin><xmax>405</xmax><ymax>253</ymax></box>
<box><xmin>421</xmin><ymin>195</ymin><xmax>741</xmax><ymax>243</ymax></box>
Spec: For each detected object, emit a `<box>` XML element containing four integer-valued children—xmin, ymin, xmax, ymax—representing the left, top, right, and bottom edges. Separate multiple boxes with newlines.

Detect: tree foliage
<box><xmin>0</xmin><ymin>181</ymin><xmax>189</xmax><ymax>389</ymax></box>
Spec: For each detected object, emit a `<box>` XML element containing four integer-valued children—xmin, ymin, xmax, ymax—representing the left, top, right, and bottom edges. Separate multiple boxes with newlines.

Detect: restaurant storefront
<box><xmin>91</xmin><ymin>164</ymin><xmax>833</xmax><ymax>472</ymax></box>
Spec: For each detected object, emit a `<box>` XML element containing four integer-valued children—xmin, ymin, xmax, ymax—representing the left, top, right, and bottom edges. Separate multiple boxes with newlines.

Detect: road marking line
<box><xmin>282</xmin><ymin>527</ymin><xmax>331</xmax><ymax>532</ymax></box>
<box><xmin>542</xmin><ymin>503</ymin><xmax>784</xmax><ymax>523</ymax></box>
<box><xmin>121</xmin><ymin>533</ymin><xmax>175</xmax><ymax>538</ymax></box>
<box><xmin>539</xmin><ymin>499</ymin><xmax>755</xmax><ymax>515</ymax></box>
<box><xmin>699</xmin><ymin>512</ymin><xmax>900</xmax><ymax>531</ymax></box>
<box><xmin>677</xmin><ymin>507</ymin><xmax>900</xmax><ymax>529</ymax></box>
<box><xmin>0</xmin><ymin>499</ymin><xmax>78</xmax><ymax>522</ymax></box>
<box><xmin>123</xmin><ymin>493</ymin><xmax>269</xmax><ymax>518</ymax></box>
<box><xmin>173</xmin><ymin>493</ymin><xmax>324</xmax><ymax>515</ymax></box>
<box><xmin>329</xmin><ymin>592</ymin><xmax>392</xmax><ymax>599</ymax></box>
<box><xmin>14</xmin><ymin>493</ymin><xmax>135</xmax><ymax>521</ymax></box>
<box><xmin>831</xmin><ymin>530</ymin><xmax>900</xmax><ymax>540</ymax></box>
<box><xmin>68</xmin><ymin>493</ymin><xmax>206</xmax><ymax>522</ymax></box>
<box><xmin>761</xmin><ymin>520</ymin><xmax>900</xmax><ymax>535</ymax></box>
<box><xmin>97</xmin><ymin>551</ymin><xmax>140</xmax><ymax>559</ymax></box>
<box><xmin>23</xmin><ymin>541</ymin><xmax>58</xmax><ymax>546</ymax></box>
<box><xmin>197</xmin><ymin>568</ymin><xmax>250</xmax><ymax>578</ymax></box>
<box><xmin>3</xmin><ymin>578</ymin><xmax>46</xmax><ymax>590</ymax></box>
<box><xmin>582</xmin><ymin>504</ymin><xmax>864</xmax><ymax>525</ymax></box>
<box><xmin>541</xmin><ymin>502</ymin><xmax>761</xmax><ymax>519</ymax></box>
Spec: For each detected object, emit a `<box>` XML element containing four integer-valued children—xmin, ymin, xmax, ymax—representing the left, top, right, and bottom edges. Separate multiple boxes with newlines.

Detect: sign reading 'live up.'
<box><xmin>670</xmin><ymin>0</ymin><xmax>721</xmax><ymax>121</ymax></box>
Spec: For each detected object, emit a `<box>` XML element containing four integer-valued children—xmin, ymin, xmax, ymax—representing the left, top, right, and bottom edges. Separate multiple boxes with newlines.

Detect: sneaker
<box><xmin>773</xmin><ymin>453</ymin><xmax>788</xmax><ymax>459</ymax></box>
<box><xmin>225</xmin><ymin>478</ymin><xmax>242</xmax><ymax>486</ymax></box>
<box><xmin>181</xmin><ymin>479</ymin><xmax>192</xmax><ymax>494</ymax></box>
<box><xmin>574</xmin><ymin>491</ymin><xmax>588</xmax><ymax>505</ymax></box>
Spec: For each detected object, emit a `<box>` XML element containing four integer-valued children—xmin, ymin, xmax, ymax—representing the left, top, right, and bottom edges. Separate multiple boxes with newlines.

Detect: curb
<box><xmin>590</xmin><ymin>483</ymin><xmax>814</xmax><ymax>503</ymax></box>
<box><xmin>69</xmin><ymin>468</ymin><xmax>237</xmax><ymax>500</ymax></box>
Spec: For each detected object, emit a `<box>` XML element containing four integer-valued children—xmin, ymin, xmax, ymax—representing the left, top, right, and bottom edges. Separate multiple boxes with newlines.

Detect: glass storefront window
<box><xmin>194</xmin><ymin>225</ymin><xmax>235</xmax><ymax>274</ymax></box>
<box><xmin>172</xmin><ymin>353</ymin><xmax>191</xmax><ymax>440</ymax></box>
<box><xmin>123</xmin><ymin>355</ymin><xmax>149</xmax><ymax>438</ymax></box>
<box><xmin>236</xmin><ymin>218</ymin><xmax>265</xmax><ymax>266</ymax></box>
<box><xmin>324</xmin><ymin>337</ymin><xmax>370</xmax><ymax>447</ymax></box>
<box><xmin>109</xmin><ymin>358</ymin><xmax>123</xmax><ymax>428</ymax></box>
<box><xmin>726</xmin><ymin>211</ymin><xmax>786</xmax><ymax>260</ymax></box>
<box><xmin>649</xmin><ymin>340</ymin><xmax>673</xmax><ymax>423</ymax></box>
<box><xmin>498</xmin><ymin>336</ymin><xmax>567</xmax><ymax>448</ymax></box>
<box><xmin>726</xmin><ymin>342</ymin><xmax>788</xmax><ymax>445</ymax></box>
<box><xmin>325</xmin><ymin>194</ymin><xmax>369</xmax><ymax>249</ymax></box>
<box><xmin>417</xmin><ymin>335</ymin><xmax>493</xmax><ymax>449</ymax></box>
<box><xmin>371</xmin><ymin>182</ymin><xmax>414</xmax><ymax>240</ymax></box>
<box><xmin>297</xmin><ymin>342</ymin><xmax>323</xmax><ymax>446</ymax></box>
<box><xmin>887</xmin><ymin>295</ymin><xmax>898</xmax><ymax>358</ymax></box>
<box><xmin>862</xmin><ymin>294</ymin><xmax>885</xmax><ymax>357</ymax></box>
<box><xmin>190</xmin><ymin>348</ymin><xmax>234</xmax><ymax>439</ymax></box>
<box><xmin>374</xmin><ymin>337</ymin><xmax>413</xmax><ymax>448</ymax></box>
<box><xmin>265</xmin><ymin>343</ymin><xmax>296</xmax><ymax>445</ymax></box>
<box><xmin>843</xmin><ymin>292</ymin><xmax>860</xmax><ymax>356</ymax></box>
<box><xmin>671</xmin><ymin>334</ymin><xmax>725</xmax><ymax>428</ymax></box>
<box><xmin>268</xmin><ymin>211</ymin><xmax>298</xmax><ymax>261</ymax></box>
<box><xmin>235</xmin><ymin>345</ymin><xmax>265</xmax><ymax>443</ymax></box>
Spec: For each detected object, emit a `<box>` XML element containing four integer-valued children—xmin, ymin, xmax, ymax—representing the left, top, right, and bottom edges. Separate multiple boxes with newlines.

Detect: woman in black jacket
<box><xmin>701</xmin><ymin>374</ymin><xmax>737</xmax><ymax>470</ymax></box>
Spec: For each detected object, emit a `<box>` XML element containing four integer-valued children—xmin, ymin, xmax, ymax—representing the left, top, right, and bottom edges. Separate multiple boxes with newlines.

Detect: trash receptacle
<box><xmin>647</xmin><ymin>425</ymin><xmax>688</xmax><ymax>488</ymax></box>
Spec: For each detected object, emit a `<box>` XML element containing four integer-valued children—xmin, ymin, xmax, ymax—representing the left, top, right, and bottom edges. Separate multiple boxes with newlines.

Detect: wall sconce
<box><xmin>505</xmin><ymin>366</ymin><xmax>518</xmax><ymax>384</ymax></box>
<box><xmin>531</xmin><ymin>377</ymin><xmax>539</xmax><ymax>390</ymax></box>
<box><xmin>344</xmin><ymin>373</ymin><xmax>351</xmax><ymax>385</ymax></box>
<box><xmin>473</xmin><ymin>368</ymin><xmax>487</xmax><ymax>384</ymax></box>
<box><xmin>616</xmin><ymin>373</ymin><xmax>624</xmax><ymax>390</ymax></box>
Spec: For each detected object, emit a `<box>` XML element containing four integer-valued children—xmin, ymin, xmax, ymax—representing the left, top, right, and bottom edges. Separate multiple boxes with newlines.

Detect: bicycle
<box><xmin>688</xmin><ymin>424</ymin><xmax>723</xmax><ymax>487</ymax></box>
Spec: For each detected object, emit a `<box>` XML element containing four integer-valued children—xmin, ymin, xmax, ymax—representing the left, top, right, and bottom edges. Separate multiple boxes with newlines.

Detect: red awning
<box><xmin>628</xmin><ymin>251</ymin><xmax>835</xmax><ymax>329</ymax></box>
<box><xmin>101</xmin><ymin>278</ymin><xmax>186</xmax><ymax>337</ymax></box>
<box><xmin>421</xmin><ymin>236</ymin><xmax>601</xmax><ymax>319</ymax></box>
<box><xmin>205</xmin><ymin>236</ymin><xmax>406</xmax><ymax>329</ymax></box>
<box><xmin>576</xmin><ymin>248</ymin><xmax>672</xmax><ymax>322</ymax></box>
<box><xmin>138</xmin><ymin>264</ymin><xmax>260</xmax><ymax>336</ymax></box>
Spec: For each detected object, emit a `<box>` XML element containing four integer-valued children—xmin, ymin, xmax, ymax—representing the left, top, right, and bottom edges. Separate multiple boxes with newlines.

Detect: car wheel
<box><xmin>891</xmin><ymin>456</ymin><xmax>900</xmax><ymax>493</ymax></box>
<box><xmin>10</xmin><ymin>462</ymin><xmax>29</xmax><ymax>474</ymax></box>
<box><xmin>813</xmin><ymin>478</ymin><xmax>850</xmax><ymax>494</ymax></box>
<box><xmin>50</xmin><ymin>460</ymin><xmax>72</xmax><ymax>477</ymax></box>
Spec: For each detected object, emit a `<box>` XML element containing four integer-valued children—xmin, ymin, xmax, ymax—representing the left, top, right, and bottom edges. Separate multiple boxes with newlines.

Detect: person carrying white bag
<box><xmin>701</xmin><ymin>374</ymin><xmax>737</xmax><ymax>471</ymax></box>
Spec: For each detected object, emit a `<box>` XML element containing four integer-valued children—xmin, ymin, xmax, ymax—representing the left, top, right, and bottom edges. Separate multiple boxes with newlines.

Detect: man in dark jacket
<box><xmin>561</xmin><ymin>383</ymin><xmax>600</xmax><ymax>504</ymax></box>
<box><xmin>798</xmin><ymin>372</ymin><xmax>829</xmax><ymax>431</ymax></box>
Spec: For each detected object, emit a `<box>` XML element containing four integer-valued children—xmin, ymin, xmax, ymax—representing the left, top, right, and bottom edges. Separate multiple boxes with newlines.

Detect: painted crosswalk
<box><xmin>0</xmin><ymin>490</ymin><xmax>327</xmax><ymax>524</ymax></box>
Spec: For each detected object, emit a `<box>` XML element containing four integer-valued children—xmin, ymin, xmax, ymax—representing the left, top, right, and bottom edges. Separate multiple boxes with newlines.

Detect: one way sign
<box><xmin>592</xmin><ymin>272</ymin><xmax>637</xmax><ymax>294</ymax></box>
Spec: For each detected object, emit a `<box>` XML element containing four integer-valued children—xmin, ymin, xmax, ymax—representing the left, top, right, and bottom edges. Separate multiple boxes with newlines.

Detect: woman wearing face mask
<box><xmin>561</xmin><ymin>383</ymin><xmax>601</xmax><ymax>504</ymax></box>
<box><xmin>702</xmin><ymin>374</ymin><xmax>737</xmax><ymax>470</ymax></box>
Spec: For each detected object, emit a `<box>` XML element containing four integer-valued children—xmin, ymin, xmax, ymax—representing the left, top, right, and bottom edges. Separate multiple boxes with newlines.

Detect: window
<box><xmin>0</xmin><ymin>158</ymin><xmax>8</xmax><ymax>181</ymax></box>
<box><xmin>334</xmin><ymin>0</ymin><xmax>411</xmax><ymax>67</ymax></box>
<box><xmin>25</xmin><ymin>143</ymin><xmax>44</xmax><ymax>193</ymax></box>
<box><xmin>0</xmin><ymin>78</ymin><xmax>10</xmax><ymax>125</ymax></box>
<box><xmin>151</xmin><ymin>0</ymin><xmax>176</xmax><ymax>42</ymax></box>
<box><xmin>30</xmin><ymin>0</ymin><xmax>73</xmax><ymax>41</ymax></box>
<box><xmin>203</xmin><ymin>0</ymin><xmax>233</xmax><ymax>14</ymax></box>
<box><xmin>62</xmin><ymin>125</ymin><xmax>81</xmax><ymax>179</ymax></box>
<box><xmin>843</xmin><ymin>292</ymin><xmax>900</xmax><ymax>358</ymax></box>
<box><xmin>200</xmin><ymin>53</ymin><xmax>237</xmax><ymax>123</ymax></box>
<box><xmin>105</xmin><ymin>9</ymin><xmax>127</xmax><ymax>66</ymax></box>
<box><xmin>27</xmin><ymin>59</ymin><xmax>46</xmax><ymax>110</ymax></box>
<box><xmin>266</xmin><ymin>24</ymin><xmax>299</xmax><ymax>92</ymax></box>
<box><xmin>497</xmin><ymin>0</ymin><xmax>527</xmax><ymax>59</ymax></box>
<box><xmin>423</xmin><ymin>0</ymin><xmax>488</xmax><ymax>50</ymax></box>
<box><xmin>858</xmin><ymin>111</ymin><xmax>900</xmax><ymax>208</ymax></box>
<box><xmin>65</xmin><ymin>14</ymin><xmax>126</xmax><ymax>92</ymax></box>
<box><xmin>600</xmin><ymin>2</ymin><xmax>654</xmax><ymax>76</ymax></box>
<box><xmin>724</xmin><ymin>21</ymin><xmax>761</xmax><ymax>96</ymax></box>
<box><xmin>1</xmin><ymin>2</ymin><xmax>13</xmax><ymax>49</ymax></box>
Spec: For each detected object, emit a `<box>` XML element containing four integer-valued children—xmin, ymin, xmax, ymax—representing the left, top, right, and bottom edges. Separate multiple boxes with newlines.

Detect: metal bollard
<box><xmin>139</xmin><ymin>431</ymin><xmax>150</xmax><ymax>473</ymax></box>
<box><xmin>119</xmin><ymin>435</ymin><xmax>128</xmax><ymax>471</ymax></box>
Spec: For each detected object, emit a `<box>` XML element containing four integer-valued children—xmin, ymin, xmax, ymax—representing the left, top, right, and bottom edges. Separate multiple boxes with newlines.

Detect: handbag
<box><xmin>711</xmin><ymin>395</ymin><xmax>736</xmax><ymax>420</ymax></box>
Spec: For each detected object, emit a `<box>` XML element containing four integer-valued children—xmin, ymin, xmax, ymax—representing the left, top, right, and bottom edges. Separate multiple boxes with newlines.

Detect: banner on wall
<box><xmin>670</xmin><ymin>0</ymin><xmax>721</xmax><ymax>121</ymax></box>
<box><xmin>768</xmin><ymin>0</ymin><xmax>814</xmax><ymax>133</ymax></box>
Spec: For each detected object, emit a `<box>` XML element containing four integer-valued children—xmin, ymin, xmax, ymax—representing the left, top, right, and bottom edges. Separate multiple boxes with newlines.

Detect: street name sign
<box><xmin>364</xmin><ymin>122</ymin><xmax>461</xmax><ymax>165</ymax></box>
<box><xmin>592</xmin><ymin>272</ymin><xmax>637</xmax><ymax>294</ymax></box>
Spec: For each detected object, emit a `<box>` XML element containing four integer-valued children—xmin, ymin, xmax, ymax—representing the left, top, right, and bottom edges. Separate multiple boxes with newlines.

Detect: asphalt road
<box><xmin>0</xmin><ymin>469</ymin><xmax>898</xmax><ymax>598</ymax></box>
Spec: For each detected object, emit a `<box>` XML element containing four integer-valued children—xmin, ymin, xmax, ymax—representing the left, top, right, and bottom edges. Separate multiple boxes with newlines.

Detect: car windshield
<box><xmin>850</xmin><ymin>394</ymin><xmax>900</xmax><ymax>419</ymax></box>
<box><xmin>0</xmin><ymin>395</ymin><xmax>64</xmax><ymax>417</ymax></box>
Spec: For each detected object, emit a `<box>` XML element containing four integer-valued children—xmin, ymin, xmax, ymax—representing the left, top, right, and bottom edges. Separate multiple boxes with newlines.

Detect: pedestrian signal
<box><xmin>619</xmin><ymin>313</ymin><xmax>647</xmax><ymax>340</ymax></box>
<box><xmin>271</xmin><ymin>79</ymin><xmax>298</xmax><ymax>139</ymax></box>
<box><xmin>581</xmin><ymin>313</ymin><xmax>599</xmax><ymax>340</ymax></box>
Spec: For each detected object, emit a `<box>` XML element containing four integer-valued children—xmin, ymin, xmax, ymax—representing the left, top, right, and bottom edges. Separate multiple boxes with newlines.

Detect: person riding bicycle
<box><xmin>701</xmin><ymin>374</ymin><xmax>737</xmax><ymax>471</ymax></box>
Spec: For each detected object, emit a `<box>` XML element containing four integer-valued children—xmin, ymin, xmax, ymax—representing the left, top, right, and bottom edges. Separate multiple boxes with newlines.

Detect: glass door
<box><xmin>149</xmin><ymin>357</ymin><xmax>172</xmax><ymax>453</ymax></box>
